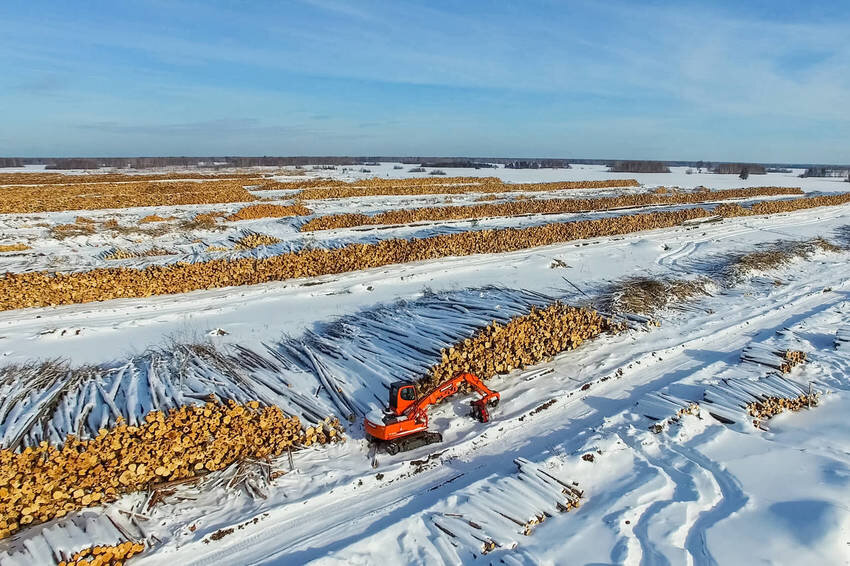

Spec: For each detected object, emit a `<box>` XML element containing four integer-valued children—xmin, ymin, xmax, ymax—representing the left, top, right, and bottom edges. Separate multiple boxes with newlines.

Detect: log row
<box><xmin>103</xmin><ymin>248</ymin><xmax>174</xmax><ymax>261</ymax></box>
<box><xmin>1</xmin><ymin>193</ymin><xmax>849</xmax><ymax>311</ymax></box>
<box><xmin>424</xmin><ymin>303</ymin><xmax>624</xmax><ymax>388</ymax></box>
<box><xmin>59</xmin><ymin>541</ymin><xmax>146</xmax><ymax>566</ymax></box>
<box><xmin>0</xmin><ymin>243</ymin><xmax>29</xmax><ymax>253</ymax></box>
<box><xmin>233</xmin><ymin>233</ymin><xmax>282</xmax><ymax>249</ymax></box>
<box><xmin>259</xmin><ymin>176</ymin><xmax>502</xmax><ymax>192</ymax></box>
<box><xmin>0</xmin><ymin>180</ymin><xmax>258</xmax><ymax>213</ymax></box>
<box><xmin>226</xmin><ymin>203</ymin><xmax>312</xmax><ymax>221</ymax></box>
<box><xmin>0</xmin><ymin>172</ymin><xmax>262</xmax><ymax>186</ymax></box>
<box><xmin>294</xmin><ymin>178</ymin><xmax>641</xmax><ymax>200</ymax></box>
<box><xmin>300</xmin><ymin>186</ymin><xmax>802</xmax><ymax>231</ymax></box>
<box><xmin>747</xmin><ymin>394</ymin><xmax>818</xmax><ymax>425</ymax></box>
<box><xmin>741</xmin><ymin>344</ymin><xmax>808</xmax><ymax>373</ymax></box>
<box><xmin>0</xmin><ymin>401</ymin><xmax>344</xmax><ymax>540</ymax></box>
<box><xmin>138</xmin><ymin>214</ymin><xmax>174</xmax><ymax>223</ymax></box>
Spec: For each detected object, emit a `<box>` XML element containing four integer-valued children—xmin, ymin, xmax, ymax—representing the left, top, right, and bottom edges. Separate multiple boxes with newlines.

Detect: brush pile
<box><xmin>58</xmin><ymin>541</ymin><xmax>146</xmax><ymax>566</ymax></box>
<box><xmin>425</xmin><ymin>303</ymin><xmax>623</xmax><ymax>388</ymax></box>
<box><xmin>226</xmin><ymin>203</ymin><xmax>312</xmax><ymax>221</ymax></box>
<box><xmin>604</xmin><ymin>277</ymin><xmax>712</xmax><ymax>315</ymax></box>
<box><xmin>0</xmin><ymin>180</ymin><xmax>257</xmax><ymax>213</ymax></box>
<box><xmin>729</xmin><ymin>237</ymin><xmax>840</xmax><ymax>279</ymax></box>
<box><xmin>0</xmin><ymin>401</ymin><xmax>344</xmax><ymax>539</ymax></box>
<box><xmin>300</xmin><ymin>186</ymin><xmax>803</xmax><ymax>231</ymax></box>
<box><xmin>2</xmin><ymin>193</ymin><xmax>850</xmax><ymax>311</ymax></box>
<box><xmin>294</xmin><ymin>178</ymin><xmax>640</xmax><ymax>200</ymax></box>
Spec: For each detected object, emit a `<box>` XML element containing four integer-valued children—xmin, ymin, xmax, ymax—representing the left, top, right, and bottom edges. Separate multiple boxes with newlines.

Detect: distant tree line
<box><xmin>504</xmin><ymin>160</ymin><xmax>570</xmax><ymax>169</ymax></box>
<box><xmin>609</xmin><ymin>161</ymin><xmax>671</xmax><ymax>173</ymax></box>
<box><xmin>14</xmin><ymin>156</ymin><xmax>363</xmax><ymax>170</ymax></box>
<box><xmin>45</xmin><ymin>158</ymin><xmax>102</xmax><ymax>170</ymax></box>
<box><xmin>801</xmin><ymin>167</ymin><xmax>850</xmax><ymax>178</ymax></box>
<box><xmin>0</xmin><ymin>158</ymin><xmax>24</xmax><ymax>168</ymax></box>
<box><xmin>711</xmin><ymin>163</ymin><xmax>766</xmax><ymax>175</ymax></box>
<box><xmin>419</xmin><ymin>160</ymin><xmax>497</xmax><ymax>169</ymax></box>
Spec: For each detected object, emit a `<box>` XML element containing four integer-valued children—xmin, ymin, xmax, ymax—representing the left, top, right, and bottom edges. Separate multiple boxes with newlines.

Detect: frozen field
<box><xmin>1</xmin><ymin>164</ymin><xmax>849</xmax><ymax>565</ymax></box>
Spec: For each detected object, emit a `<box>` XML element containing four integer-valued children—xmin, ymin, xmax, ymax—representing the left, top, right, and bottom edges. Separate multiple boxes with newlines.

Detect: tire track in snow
<box><xmin>623</xmin><ymin>442</ymin><xmax>703</xmax><ymax>566</ymax></box>
<box><xmin>674</xmin><ymin>429</ymin><xmax>748</xmax><ymax>566</ymax></box>
<box><xmin>133</xmin><ymin>255</ymin><xmax>850</xmax><ymax>565</ymax></box>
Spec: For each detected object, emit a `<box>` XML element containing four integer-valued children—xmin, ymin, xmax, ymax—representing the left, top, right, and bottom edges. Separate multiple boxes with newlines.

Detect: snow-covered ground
<box><xmin>1</xmin><ymin>163</ymin><xmax>850</xmax><ymax>565</ymax></box>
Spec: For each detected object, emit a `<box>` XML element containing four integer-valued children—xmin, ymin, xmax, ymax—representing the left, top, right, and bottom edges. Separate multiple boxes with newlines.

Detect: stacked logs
<box><xmin>747</xmin><ymin>394</ymin><xmax>819</xmax><ymax>425</ymax></box>
<box><xmin>300</xmin><ymin>186</ymin><xmax>803</xmax><ymax>231</ymax></box>
<box><xmin>2</xmin><ymin>193</ymin><xmax>850</xmax><ymax>311</ymax></box>
<box><xmin>226</xmin><ymin>203</ymin><xmax>312</xmax><ymax>221</ymax></box>
<box><xmin>233</xmin><ymin>233</ymin><xmax>282</xmax><ymax>249</ymax></box>
<box><xmin>741</xmin><ymin>344</ymin><xmax>808</xmax><ymax>373</ymax></box>
<box><xmin>0</xmin><ymin>172</ymin><xmax>262</xmax><ymax>185</ymax></box>
<box><xmin>138</xmin><ymin>214</ymin><xmax>173</xmax><ymax>224</ymax></box>
<box><xmin>59</xmin><ymin>541</ymin><xmax>146</xmax><ymax>566</ymax></box>
<box><xmin>424</xmin><ymin>303</ymin><xmax>624</xmax><ymax>388</ymax></box>
<box><xmin>0</xmin><ymin>401</ymin><xmax>344</xmax><ymax>540</ymax></box>
<box><xmin>254</xmin><ymin>176</ymin><xmax>497</xmax><ymax>192</ymax></box>
<box><xmin>784</xmin><ymin>350</ymin><xmax>808</xmax><ymax>370</ymax></box>
<box><xmin>0</xmin><ymin>243</ymin><xmax>29</xmax><ymax>253</ymax></box>
<box><xmin>295</xmin><ymin>178</ymin><xmax>640</xmax><ymax>200</ymax></box>
<box><xmin>103</xmin><ymin>248</ymin><xmax>174</xmax><ymax>261</ymax></box>
<box><xmin>0</xmin><ymin>180</ymin><xmax>257</xmax><ymax>213</ymax></box>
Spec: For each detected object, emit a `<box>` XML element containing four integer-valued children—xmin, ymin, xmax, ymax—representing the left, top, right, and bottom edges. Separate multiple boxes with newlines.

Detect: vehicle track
<box><xmin>132</xmin><ymin>258</ymin><xmax>850</xmax><ymax>566</ymax></box>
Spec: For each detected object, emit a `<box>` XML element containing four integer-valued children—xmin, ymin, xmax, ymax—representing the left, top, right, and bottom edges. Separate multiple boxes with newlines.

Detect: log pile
<box><xmin>103</xmin><ymin>248</ymin><xmax>174</xmax><ymax>261</ymax></box>
<box><xmin>0</xmin><ymin>243</ymin><xmax>29</xmax><ymax>253</ymax></box>
<box><xmin>138</xmin><ymin>214</ymin><xmax>173</xmax><ymax>223</ymax></box>
<box><xmin>0</xmin><ymin>401</ymin><xmax>344</xmax><ymax>539</ymax></box>
<box><xmin>424</xmin><ymin>303</ymin><xmax>624</xmax><ymax>388</ymax></box>
<box><xmin>233</xmin><ymin>233</ymin><xmax>282</xmax><ymax>249</ymax></box>
<box><xmin>0</xmin><ymin>180</ymin><xmax>257</xmax><ymax>213</ymax></box>
<box><xmin>703</xmin><ymin>373</ymin><xmax>819</xmax><ymax>427</ymax></box>
<box><xmin>295</xmin><ymin>178</ymin><xmax>640</xmax><ymax>200</ymax></box>
<box><xmin>300</xmin><ymin>186</ymin><xmax>803</xmax><ymax>231</ymax></box>
<box><xmin>0</xmin><ymin>172</ymin><xmax>262</xmax><ymax>185</ymax></box>
<box><xmin>226</xmin><ymin>203</ymin><xmax>312</xmax><ymax>221</ymax></box>
<box><xmin>2</xmin><ymin>192</ymin><xmax>849</xmax><ymax>311</ymax></box>
<box><xmin>741</xmin><ymin>344</ymin><xmax>807</xmax><ymax>373</ymax></box>
<box><xmin>747</xmin><ymin>394</ymin><xmax>818</xmax><ymax>425</ymax></box>
<box><xmin>59</xmin><ymin>541</ymin><xmax>146</xmax><ymax>566</ymax></box>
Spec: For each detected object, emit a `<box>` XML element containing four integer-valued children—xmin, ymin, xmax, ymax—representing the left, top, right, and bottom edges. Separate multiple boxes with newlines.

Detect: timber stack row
<box><xmin>0</xmin><ymin>401</ymin><xmax>344</xmax><ymax>540</ymax></box>
<box><xmin>2</xmin><ymin>193</ymin><xmax>850</xmax><ymax>311</ymax></box>
<box><xmin>300</xmin><ymin>186</ymin><xmax>803</xmax><ymax>231</ymax></box>
<box><xmin>226</xmin><ymin>203</ymin><xmax>312</xmax><ymax>221</ymax></box>
<box><xmin>0</xmin><ymin>172</ymin><xmax>263</xmax><ymax>186</ymax></box>
<box><xmin>293</xmin><ymin>178</ymin><xmax>640</xmax><ymax>200</ymax></box>
<box><xmin>425</xmin><ymin>303</ymin><xmax>624</xmax><ymax>388</ymax></box>
<box><xmin>747</xmin><ymin>394</ymin><xmax>819</xmax><ymax>426</ymax></box>
<box><xmin>0</xmin><ymin>181</ymin><xmax>259</xmax><ymax>213</ymax></box>
<box><xmin>58</xmin><ymin>541</ymin><xmax>146</xmax><ymax>566</ymax></box>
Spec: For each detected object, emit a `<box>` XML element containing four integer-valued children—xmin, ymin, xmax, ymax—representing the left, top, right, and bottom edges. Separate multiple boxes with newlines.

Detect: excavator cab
<box><xmin>388</xmin><ymin>381</ymin><xmax>417</xmax><ymax>415</ymax></box>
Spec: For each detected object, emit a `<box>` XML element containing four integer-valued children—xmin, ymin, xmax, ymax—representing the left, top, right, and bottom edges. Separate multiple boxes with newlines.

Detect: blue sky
<box><xmin>1</xmin><ymin>0</ymin><xmax>849</xmax><ymax>163</ymax></box>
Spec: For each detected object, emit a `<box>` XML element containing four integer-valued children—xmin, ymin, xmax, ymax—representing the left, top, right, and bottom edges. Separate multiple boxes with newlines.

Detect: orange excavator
<box><xmin>364</xmin><ymin>372</ymin><xmax>500</xmax><ymax>454</ymax></box>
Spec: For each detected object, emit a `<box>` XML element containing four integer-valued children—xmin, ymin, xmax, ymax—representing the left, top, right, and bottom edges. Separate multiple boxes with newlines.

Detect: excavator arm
<box><xmin>407</xmin><ymin>372</ymin><xmax>500</xmax><ymax>421</ymax></box>
<box><xmin>364</xmin><ymin>372</ymin><xmax>500</xmax><ymax>452</ymax></box>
